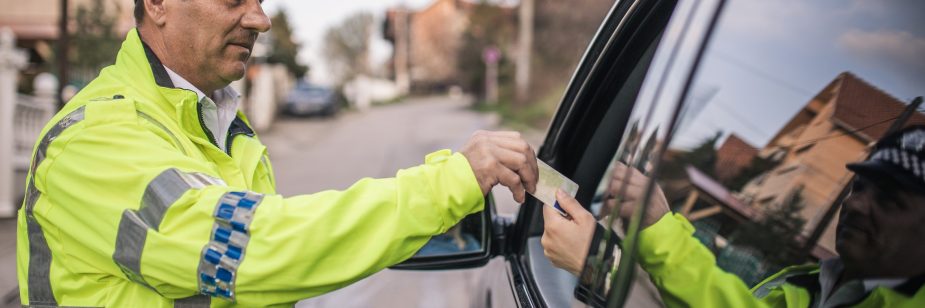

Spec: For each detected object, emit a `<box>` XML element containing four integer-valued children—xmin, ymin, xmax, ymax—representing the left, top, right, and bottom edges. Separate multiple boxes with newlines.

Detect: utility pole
<box><xmin>801</xmin><ymin>96</ymin><xmax>923</xmax><ymax>258</ymax></box>
<box><xmin>57</xmin><ymin>0</ymin><xmax>69</xmax><ymax>109</ymax></box>
<box><xmin>393</xmin><ymin>8</ymin><xmax>410</xmax><ymax>96</ymax></box>
<box><xmin>515</xmin><ymin>0</ymin><xmax>534</xmax><ymax>105</ymax></box>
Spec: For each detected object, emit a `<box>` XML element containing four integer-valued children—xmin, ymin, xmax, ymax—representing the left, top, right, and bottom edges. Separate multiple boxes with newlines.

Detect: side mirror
<box><xmin>390</xmin><ymin>195</ymin><xmax>497</xmax><ymax>270</ymax></box>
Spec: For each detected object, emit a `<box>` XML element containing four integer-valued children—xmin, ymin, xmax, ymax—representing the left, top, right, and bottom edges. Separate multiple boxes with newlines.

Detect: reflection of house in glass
<box><xmin>713</xmin><ymin>134</ymin><xmax>759</xmax><ymax>185</ymax></box>
<box><xmin>671</xmin><ymin>135</ymin><xmax>759</xmax><ymax>228</ymax></box>
<box><xmin>740</xmin><ymin>72</ymin><xmax>925</xmax><ymax>255</ymax></box>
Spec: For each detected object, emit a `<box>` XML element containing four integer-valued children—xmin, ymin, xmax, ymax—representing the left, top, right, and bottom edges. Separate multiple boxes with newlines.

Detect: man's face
<box><xmin>160</xmin><ymin>0</ymin><xmax>270</xmax><ymax>91</ymax></box>
<box><xmin>836</xmin><ymin>177</ymin><xmax>925</xmax><ymax>278</ymax></box>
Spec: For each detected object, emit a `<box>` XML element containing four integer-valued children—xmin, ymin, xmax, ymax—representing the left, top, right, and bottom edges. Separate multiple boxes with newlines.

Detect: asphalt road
<box><xmin>264</xmin><ymin>96</ymin><xmax>514</xmax><ymax>308</ymax></box>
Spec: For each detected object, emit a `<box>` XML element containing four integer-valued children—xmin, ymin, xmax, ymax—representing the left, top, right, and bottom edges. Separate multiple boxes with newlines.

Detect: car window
<box><xmin>657</xmin><ymin>0</ymin><xmax>924</xmax><ymax>287</ymax></box>
<box><xmin>521</xmin><ymin>0</ymin><xmax>687</xmax><ymax>305</ymax></box>
<box><xmin>588</xmin><ymin>1</ymin><xmax>925</xmax><ymax>306</ymax></box>
<box><xmin>570</xmin><ymin>0</ymin><xmax>727</xmax><ymax>306</ymax></box>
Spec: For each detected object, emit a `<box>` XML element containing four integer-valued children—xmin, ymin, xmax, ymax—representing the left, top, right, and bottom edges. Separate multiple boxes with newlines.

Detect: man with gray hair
<box><xmin>17</xmin><ymin>0</ymin><xmax>539</xmax><ymax>306</ymax></box>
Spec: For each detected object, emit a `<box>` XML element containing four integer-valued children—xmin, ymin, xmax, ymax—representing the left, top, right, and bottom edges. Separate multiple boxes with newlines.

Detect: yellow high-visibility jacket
<box><xmin>637</xmin><ymin>213</ymin><xmax>925</xmax><ymax>307</ymax></box>
<box><xmin>17</xmin><ymin>29</ymin><xmax>484</xmax><ymax>307</ymax></box>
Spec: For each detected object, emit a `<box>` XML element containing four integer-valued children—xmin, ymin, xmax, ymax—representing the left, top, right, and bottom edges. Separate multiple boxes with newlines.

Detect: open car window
<box><xmin>569</xmin><ymin>0</ymin><xmax>727</xmax><ymax>306</ymax></box>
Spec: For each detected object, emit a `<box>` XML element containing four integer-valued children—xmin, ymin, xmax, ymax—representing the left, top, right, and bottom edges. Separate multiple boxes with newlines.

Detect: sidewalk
<box><xmin>0</xmin><ymin>216</ymin><xmax>18</xmax><ymax>308</ymax></box>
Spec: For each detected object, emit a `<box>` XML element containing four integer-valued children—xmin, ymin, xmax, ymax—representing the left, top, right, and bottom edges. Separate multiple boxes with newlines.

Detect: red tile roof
<box><xmin>831</xmin><ymin>72</ymin><xmax>925</xmax><ymax>141</ymax></box>
<box><xmin>714</xmin><ymin>134</ymin><xmax>758</xmax><ymax>182</ymax></box>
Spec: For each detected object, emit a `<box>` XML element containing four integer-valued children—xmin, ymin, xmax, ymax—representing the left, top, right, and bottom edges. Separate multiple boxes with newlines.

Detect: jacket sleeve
<box><xmin>636</xmin><ymin>213</ymin><xmax>771</xmax><ymax>308</ymax></box>
<box><xmin>38</xmin><ymin>109</ymin><xmax>485</xmax><ymax>306</ymax></box>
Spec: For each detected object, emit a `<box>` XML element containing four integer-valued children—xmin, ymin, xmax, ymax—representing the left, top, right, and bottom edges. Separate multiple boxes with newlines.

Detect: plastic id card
<box><xmin>529</xmin><ymin>160</ymin><xmax>579</xmax><ymax>217</ymax></box>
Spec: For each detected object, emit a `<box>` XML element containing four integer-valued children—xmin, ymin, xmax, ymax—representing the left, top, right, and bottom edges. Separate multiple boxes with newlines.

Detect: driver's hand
<box><xmin>542</xmin><ymin>189</ymin><xmax>596</xmax><ymax>276</ymax></box>
<box><xmin>460</xmin><ymin>130</ymin><xmax>538</xmax><ymax>203</ymax></box>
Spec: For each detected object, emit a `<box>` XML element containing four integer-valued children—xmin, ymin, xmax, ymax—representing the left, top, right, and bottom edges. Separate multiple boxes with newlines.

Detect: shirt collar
<box><xmin>862</xmin><ymin>278</ymin><xmax>907</xmax><ymax>292</ymax></box>
<box><xmin>162</xmin><ymin>65</ymin><xmax>240</xmax><ymax>104</ymax></box>
<box><xmin>818</xmin><ymin>258</ymin><xmax>909</xmax><ymax>306</ymax></box>
<box><xmin>163</xmin><ymin>66</ymin><xmax>207</xmax><ymax>102</ymax></box>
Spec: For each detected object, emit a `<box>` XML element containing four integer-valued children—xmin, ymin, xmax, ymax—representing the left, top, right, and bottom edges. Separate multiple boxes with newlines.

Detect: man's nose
<box><xmin>241</xmin><ymin>1</ymin><xmax>272</xmax><ymax>33</ymax></box>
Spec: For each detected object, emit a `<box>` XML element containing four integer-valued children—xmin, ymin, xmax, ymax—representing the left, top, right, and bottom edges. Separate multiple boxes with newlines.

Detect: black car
<box><xmin>393</xmin><ymin>0</ymin><xmax>924</xmax><ymax>307</ymax></box>
<box><xmin>284</xmin><ymin>82</ymin><xmax>340</xmax><ymax>117</ymax></box>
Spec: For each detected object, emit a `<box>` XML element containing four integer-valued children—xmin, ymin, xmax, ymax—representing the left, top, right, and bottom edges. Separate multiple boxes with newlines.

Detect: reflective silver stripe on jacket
<box><xmin>24</xmin><ymin>107</ymin><xmax>86</xmax><ymax>306</ymax></box>
<box><xmin>113</xmin><ymin>168</ymin><xmax>225</xmax><ymax>290</ymax></box>
<box><xmin>752</xmin><ymin>270</ymin><xmax>811</xmax><ymax>299</ymax></box>
<box><xmin>137</xmin><ymin>111</ymin><xmax>187</xmax><ymax>156</ymax></box>
<box><xmin>173</xmin><ymin>294</ymin><xmax>211</xmax><ymax>307</ymax></box>
<box><xmin>197</xmin><ymin>191</ymin><xmax>264</xmax><ymax>300</ymax></box>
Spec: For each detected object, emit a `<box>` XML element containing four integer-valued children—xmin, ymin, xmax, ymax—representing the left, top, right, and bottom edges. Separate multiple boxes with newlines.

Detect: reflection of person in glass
<box><xmin>542</xmin><ymin>126</ymin><xmax>925</xmax><ymax>306</ymax></box>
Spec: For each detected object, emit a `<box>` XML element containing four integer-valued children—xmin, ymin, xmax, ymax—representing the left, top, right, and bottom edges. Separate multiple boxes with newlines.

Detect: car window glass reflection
<box><xmin>582</xmin><ymin>1</ymin><xmax>924</xmax><ymax>306</ymax></box>
<box><xmin>661</xmin><ymin>0</ymin><xmax>924</xmax><ymax>288</ymax></box>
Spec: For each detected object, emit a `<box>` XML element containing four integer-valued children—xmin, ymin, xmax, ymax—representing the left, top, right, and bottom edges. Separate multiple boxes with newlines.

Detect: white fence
<box><xmin>1</xmin><ymin>28</ymin><xmax>55</xmax><ymax>217</ymax></box>
<box><xmin>13</xmin><ymin>93</ymin><xmax>56</xmax><ymax>168</ymax></box>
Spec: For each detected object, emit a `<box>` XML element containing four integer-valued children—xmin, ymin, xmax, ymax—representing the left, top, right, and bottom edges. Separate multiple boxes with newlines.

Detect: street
<box><xmin>265</xmin><ymin>96</ymin><xmax>511</xmax><ymax>307</ymax></box>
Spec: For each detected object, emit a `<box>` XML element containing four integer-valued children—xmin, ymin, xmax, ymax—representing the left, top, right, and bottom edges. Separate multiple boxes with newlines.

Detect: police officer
<box><xmin>17</xmin><ymin>0</ymin><xmax>539</xmax><ymax>306</ymax></box>
<box><xmin>542</xmin><ymin>126</ymin><xmax>925</xmax><ymax>307</ymax></box>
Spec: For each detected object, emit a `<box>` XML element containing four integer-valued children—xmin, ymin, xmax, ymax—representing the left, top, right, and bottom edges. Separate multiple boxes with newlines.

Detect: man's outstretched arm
<box><xmin>33</xmin><ymin>107</ymin><xmax>537</xmax><ymax>306</ymax></box>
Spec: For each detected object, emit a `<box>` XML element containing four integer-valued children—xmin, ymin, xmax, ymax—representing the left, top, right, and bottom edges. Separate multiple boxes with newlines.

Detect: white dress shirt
<box><xmin>163</xmin><ymin>66</ymin><xmax>241</xmax><ymax>152</ymax></box>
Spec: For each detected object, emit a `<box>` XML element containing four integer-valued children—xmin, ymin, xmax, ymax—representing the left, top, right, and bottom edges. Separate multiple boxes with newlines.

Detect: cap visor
<box><xmin>847</xmin><ymin>161</ymin><xmax>924</xmax><ymax>192</ymax></box>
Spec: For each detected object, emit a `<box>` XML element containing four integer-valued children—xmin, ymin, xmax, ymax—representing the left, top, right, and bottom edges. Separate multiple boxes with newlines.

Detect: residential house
<box><xmin>714</xmin><ymin>134</ymin><xmax>759</xmax><ymax>184</ymax></box>
<box><xmin>741</xmin><ymin>72</ymin><xmax>925</xmax><ymax>254</ymax></box>
<box><xmin>0</xmin><ymin>0</ymin><xmax>134</xmax><ymax>89</ymax></box>
<box><xmin>384</xmin><ymin>0</ymin><xmax>515</xmax><ymax>94</ymax></box>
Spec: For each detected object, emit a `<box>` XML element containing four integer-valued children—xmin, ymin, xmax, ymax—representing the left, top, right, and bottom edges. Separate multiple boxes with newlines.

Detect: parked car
<box><xmin>283</xmin><ymin>82</ymin><xmax>340</xmax><ymax>117</ymax></box>
<box><xmin>392</xmin><ymin>0</ymin><xmax>924</xmax><ymax>307</ymax></box>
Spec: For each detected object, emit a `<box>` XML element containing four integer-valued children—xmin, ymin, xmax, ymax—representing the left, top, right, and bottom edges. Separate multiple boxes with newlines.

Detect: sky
<box><xmin>262</xmin><ymin>0</ymin><xmax>435</xmax><ymax>85</ymax></box>
<box><xmin>670</xmin><ymin>0</ymin><xmax>925</xmax><ymax>150</ymax></box>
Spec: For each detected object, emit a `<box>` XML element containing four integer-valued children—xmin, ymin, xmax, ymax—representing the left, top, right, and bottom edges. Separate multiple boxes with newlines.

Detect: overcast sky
<box><xmin>262</xmin><ymin>0</ymin><xmax>434</xmax><ymax>85</ymax></box>
<box><xmin>671</xmin><ymin>0</ymin><xmax>925</xmax><ymax>149</ymax></box>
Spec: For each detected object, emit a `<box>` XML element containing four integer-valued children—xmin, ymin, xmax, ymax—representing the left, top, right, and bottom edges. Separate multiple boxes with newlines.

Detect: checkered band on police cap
<box><xmin>850</xmin><ymin>125</ymin><xmax>925</xmax><ymax>191</ymax></box>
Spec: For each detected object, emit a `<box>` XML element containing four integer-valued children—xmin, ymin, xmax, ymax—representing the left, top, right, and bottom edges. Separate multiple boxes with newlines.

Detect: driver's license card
<box><xmin>530</xmin><ymin>160</ymin><xmax>579</xmax><ymax>217</ymax></box>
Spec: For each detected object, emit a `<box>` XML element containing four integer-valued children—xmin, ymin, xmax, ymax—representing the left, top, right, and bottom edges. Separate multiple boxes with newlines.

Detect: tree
<box><xmin>267</xmin><ymin>11</ymin><xmax>308</xmax><ymax>79</ymax></box>
<box><xmin>725</xmin><ymin>156</ymin><xmax>777</xmax><ymax>191</ymax></box>
<box><xmin>456</xmin><ymin>2</ymin><xmax>516</xmax><ymax>103</ymax></box>
<box><xmin>657</xmin><ymin>131</ymin><xmax>722</xmax><ymax>181</ymax></box>
<box><xmin>323</xmin><ymin>12</ymin><xmax>374</xmax><ymax>85</ymax></box>
<box><xmin>683</xmin><ymin>131</ymin><xmax>723</xmax><ymax>177</ymax></box>
<box><xmin>730</xmin><ymin>188</ymin><xmax>807</xmax><ymax>268</ymax></box>
<box><xmin>70</xmin><ymin>0</ymin><xmax>121</xmax><ymax>87</ymax></box>
<box><xmin>531</xmin><ymin>0</ymin><xmax>613</xmax><ymax>102</ymax></box>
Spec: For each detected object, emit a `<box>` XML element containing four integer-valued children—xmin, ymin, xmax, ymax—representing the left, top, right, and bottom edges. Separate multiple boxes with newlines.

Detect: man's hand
<box><xmin>606</xmin><ymin>162</ymin><xmax>669</xmax><ymax>229</ymax></box>
<box><xmin>542</xmin><ymin>189</ymin><xmax>596</xmax><ymax>276</ymax></box>
<box><xmin>460</xmin><ymin>130</ymin><xmax>539</xmax><ymax>203</ymax></box>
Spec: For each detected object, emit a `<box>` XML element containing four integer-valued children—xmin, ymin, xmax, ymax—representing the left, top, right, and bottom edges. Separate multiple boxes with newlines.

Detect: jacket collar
<box><xmin>140</xmin><ymin>39</ymin><xmax>176</xmax><ymax>89</ymax></box>
<box><xmin>111</xmin><ymin>29</ymin><xmax>254</xmax><ymax>149</ymax></box>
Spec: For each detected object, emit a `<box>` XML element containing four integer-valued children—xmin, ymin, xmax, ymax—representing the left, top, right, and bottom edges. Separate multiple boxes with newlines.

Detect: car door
<box><xmin>506</xmin><ymin>0</ymin><xmax>727</xmax><ymax>307</ymax></box>
<box><xmin>399</xmin><ymin>0</ymin><xmax>924</xmax><ymax>306</ymax></box>
<box><xmin>536</xmin><ymin>0</ymin><xmax>925</xmax><ymax>307</ymax></box>
<box><xmin>390</xmin><ymin>0</ymin><xmax>726</xmax><ymax>306</ymax></box>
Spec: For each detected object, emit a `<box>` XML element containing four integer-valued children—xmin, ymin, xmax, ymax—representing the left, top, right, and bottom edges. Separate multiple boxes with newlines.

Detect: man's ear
<box><xmin>143</xmin><ymin>0</ymin><xmax>168</xmax><ymax>27</ymax></box>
